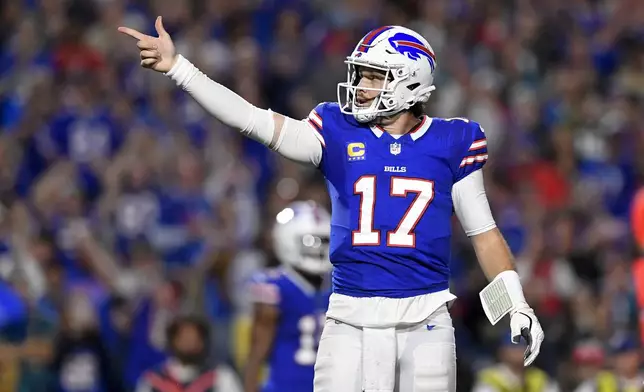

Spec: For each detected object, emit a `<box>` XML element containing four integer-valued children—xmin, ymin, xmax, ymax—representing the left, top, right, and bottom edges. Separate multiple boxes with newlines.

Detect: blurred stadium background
<box><xmin>1</xmin><ymin>0</ymin><xmax>644</xmax><ymax>390</ymax></box>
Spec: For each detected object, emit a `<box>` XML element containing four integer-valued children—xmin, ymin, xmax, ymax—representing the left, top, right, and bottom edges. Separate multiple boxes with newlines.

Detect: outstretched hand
<box><xmin>118</xmin><ymin>16</ymin><xmax>177</xmax><ymax>73</ymax></box>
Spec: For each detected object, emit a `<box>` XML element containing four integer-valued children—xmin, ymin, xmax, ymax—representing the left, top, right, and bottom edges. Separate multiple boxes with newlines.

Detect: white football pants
<box><xmin>313</xmin><ymin>304</ymin><xmax>456</xmax><ymax>392</ymax></box>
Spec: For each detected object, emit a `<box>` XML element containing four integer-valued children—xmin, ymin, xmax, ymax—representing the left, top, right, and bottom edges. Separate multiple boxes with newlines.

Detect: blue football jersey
<box><xmin>306</xmin><ymin>102</ymin><xmax>488</xmax><ymax>299</ymax></box>
<box><xmin>249</xmin><ymin>268</ymin><xmax>330</xmax><ymax>392</ymax></box>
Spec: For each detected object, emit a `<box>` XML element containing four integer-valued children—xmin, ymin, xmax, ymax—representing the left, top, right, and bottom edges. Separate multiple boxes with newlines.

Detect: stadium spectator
<box><xmin>135</xmin><ymin>314</ymin><xmax>241</xmax><ymax>392</ymax></box>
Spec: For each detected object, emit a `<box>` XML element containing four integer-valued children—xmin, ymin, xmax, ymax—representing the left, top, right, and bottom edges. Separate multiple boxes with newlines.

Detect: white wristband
<box><xmin>479</xmin><ymin>270</ymin><xmax>527</xmax><ymax>325</ymax></box>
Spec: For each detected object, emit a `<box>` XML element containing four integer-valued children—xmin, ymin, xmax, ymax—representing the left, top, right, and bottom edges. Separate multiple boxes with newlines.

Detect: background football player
<box><xmin>119</xmin><ymin>18</ymin><xmax>544</xmax><ymax>392</ymax></box>
<box><xmin>243</xmin><ymin>201</ymin><xmax>331</xmax><ymax>392</ymax></box>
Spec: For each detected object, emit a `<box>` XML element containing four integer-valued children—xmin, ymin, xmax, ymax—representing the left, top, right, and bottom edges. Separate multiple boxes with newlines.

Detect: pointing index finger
<box><xmin>118</xmin><ymin>26</ymin><xmax>147</xmax><ymax>41</ymax></box>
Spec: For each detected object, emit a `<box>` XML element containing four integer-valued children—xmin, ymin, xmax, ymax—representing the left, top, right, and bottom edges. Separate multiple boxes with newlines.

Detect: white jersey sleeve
<box><xmin>451</xmin><ymin>169</ymin><xmax>496</xmax><ymax>236</ymax></box>
<box><xmin>166</xmin><ymin>55</ymin><xmax>322</xmax><ymax>165</ymax></box>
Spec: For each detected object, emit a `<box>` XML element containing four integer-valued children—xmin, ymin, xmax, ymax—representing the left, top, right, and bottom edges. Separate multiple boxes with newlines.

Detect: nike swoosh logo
<box><xmin>426</xmin><ymin>325</ymin><xmax>435</xmax><ymax>331</ymax></box>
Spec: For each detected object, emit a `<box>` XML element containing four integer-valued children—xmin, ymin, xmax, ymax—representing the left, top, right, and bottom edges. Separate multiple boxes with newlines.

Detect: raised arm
<box><xmin>118</xmin><ymin>17</ymin><xmax>323</xmax><ymax>166</ymax></box>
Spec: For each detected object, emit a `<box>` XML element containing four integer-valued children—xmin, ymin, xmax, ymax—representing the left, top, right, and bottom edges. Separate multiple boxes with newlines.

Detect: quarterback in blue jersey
<box><xmin>121</xmin><ymin>18</ymin><xmax>545</xmax><ymax>392</ymax></box>
<box><xmin>243</xmin><ymin>201</ymin><xmax>332</xmax><ymax>392</ymax></box>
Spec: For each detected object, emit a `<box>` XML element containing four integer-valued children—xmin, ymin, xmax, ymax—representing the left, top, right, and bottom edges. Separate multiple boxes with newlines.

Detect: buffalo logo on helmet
<box><xmin>387</xmin><ymin>33</ymin><xmax>436</xmax><ymax>70</ymax></box>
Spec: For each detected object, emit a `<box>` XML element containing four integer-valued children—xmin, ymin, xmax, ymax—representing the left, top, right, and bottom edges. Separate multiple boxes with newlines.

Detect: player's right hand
<box><xmin>118</xmin><ymin>16</ymin><xmax>176</xmax><ymax>73</ymax></box>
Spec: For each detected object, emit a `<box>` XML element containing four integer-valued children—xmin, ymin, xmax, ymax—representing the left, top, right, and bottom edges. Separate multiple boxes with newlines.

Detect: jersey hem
<box><xmin>333</xmin><ymin>281</ymin><xmax>449</xmax><ymax>298</ymax></box>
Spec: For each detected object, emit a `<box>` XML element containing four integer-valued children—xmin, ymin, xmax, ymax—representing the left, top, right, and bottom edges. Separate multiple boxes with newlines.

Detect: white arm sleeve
<box><xmin>452</xmin><ymin>169</ymin><xmax>497</xmax><ymax>236</ymax></box>
<box><xmin>166</xmin><ymin>55</ymin><xmax>322</xmax><ymax>165</ymax></box>
<box><xmin>273</xmin><ymin>116</ymin><xmax>323</xmax><ymax>166</ymax></box>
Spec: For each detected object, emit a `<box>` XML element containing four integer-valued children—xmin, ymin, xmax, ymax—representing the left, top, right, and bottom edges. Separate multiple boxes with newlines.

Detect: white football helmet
<box><xmin>337</xmin><ymin>25</ymin><xmax>437</xmax><ymax>123</ymax></box>
<box><xmin>272</xmin><ymin>201</ymin><xmax>332</xmax><ymax>275</ymax></box>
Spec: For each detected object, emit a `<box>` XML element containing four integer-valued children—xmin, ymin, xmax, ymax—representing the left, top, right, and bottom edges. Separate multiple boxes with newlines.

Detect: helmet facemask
<box><xmin>337</xmin><ymin>60</ymin><xmax>410</xmax><ymax>123</ymax></box>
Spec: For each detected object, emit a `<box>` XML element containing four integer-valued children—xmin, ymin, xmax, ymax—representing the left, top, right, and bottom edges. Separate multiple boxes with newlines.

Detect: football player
<box><xmin>119</xmin><ymin>18</ymin><xmax>544</xmax><ymax>392</ymax></box>
<box><xmin>243</xmin><ymin>201</ymin><xmax>331</xmax><ymax>392</ymax></box>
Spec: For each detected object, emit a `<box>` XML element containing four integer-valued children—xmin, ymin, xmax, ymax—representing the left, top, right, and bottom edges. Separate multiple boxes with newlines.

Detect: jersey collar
<box><xmin>283</xmin><ymin>266</ymin><xmax>316</xmax><ymax>296</ymax></box>
<box><xmin>368</xmin><ymin>115</ymin><xmax>433</xmax><ymax>141</ymax></box>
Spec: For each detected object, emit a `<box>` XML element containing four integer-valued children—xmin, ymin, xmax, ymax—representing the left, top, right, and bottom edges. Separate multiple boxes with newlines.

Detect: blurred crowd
<box><xmin>1</xmin><ymin>0</ymin><xmax>644</xmax><ymax>390</ymax></box>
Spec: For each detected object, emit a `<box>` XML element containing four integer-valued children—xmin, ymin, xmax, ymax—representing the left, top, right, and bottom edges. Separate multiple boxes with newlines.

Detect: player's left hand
<box><xmin>509</xmin><ymin>304</ymin><xmax>544</xmax><ymax>367</ymax></box>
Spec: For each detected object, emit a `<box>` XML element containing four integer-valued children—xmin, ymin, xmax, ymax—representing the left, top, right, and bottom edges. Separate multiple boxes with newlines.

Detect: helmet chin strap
<box><xmin>352</xmin><ymin>83</ymin><xmax>436</xmax><ymax>124</ymax></box>
<box><xmin>374</xmin><ymin>109</ymin><xmax>406</xmax><ymax>125</ymax></box>
<box><xmin>354</xmin><ymin>105</ymin><xmax>407</xmax><ymax>124</ymax></box>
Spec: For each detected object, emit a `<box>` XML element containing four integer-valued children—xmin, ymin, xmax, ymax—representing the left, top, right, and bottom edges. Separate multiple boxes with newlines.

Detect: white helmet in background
<box><xmin>272</xmin><ymin>201</ymin><xmax>332</xmax><ymax>275</ymax></box>
<box><xmin>337</xmin><ymin>25</ymin><xmax>437</xmax><ymax>123</ymax></box>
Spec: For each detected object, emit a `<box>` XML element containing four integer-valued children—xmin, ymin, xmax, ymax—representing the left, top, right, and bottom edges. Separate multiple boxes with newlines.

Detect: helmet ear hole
<box><xmin>407</xmin><ymin>83</ymin><xmax>420</xmax><ymax>91</ymax></box>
